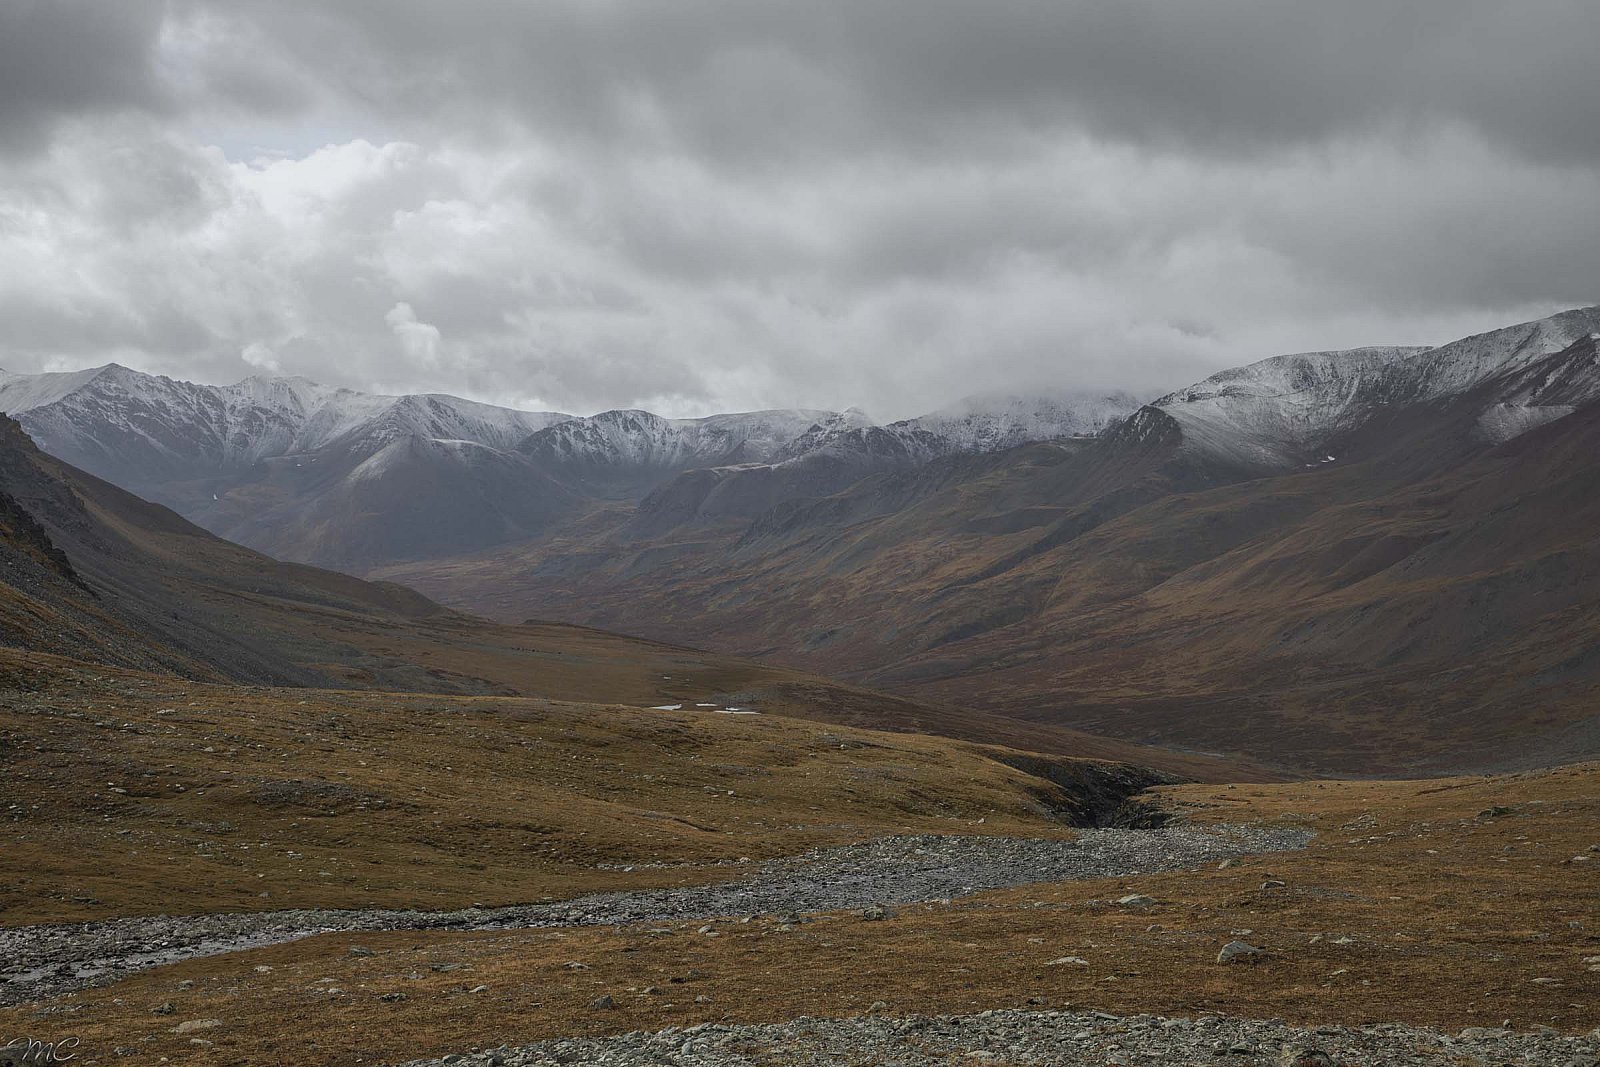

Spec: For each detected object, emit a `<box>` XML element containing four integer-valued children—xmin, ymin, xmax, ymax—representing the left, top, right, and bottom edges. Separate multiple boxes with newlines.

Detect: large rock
<box><xmin>1216</xmin><ymin>940</ymin><xmax>1264</xmax><ymax>964</ymax></box>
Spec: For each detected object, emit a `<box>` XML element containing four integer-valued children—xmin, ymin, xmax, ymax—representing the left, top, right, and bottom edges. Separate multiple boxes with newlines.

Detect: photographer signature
<box><xmin>0</xmin><ymin>1037</ymin><xmax>79</xmax><ymax>1065</ymax></box>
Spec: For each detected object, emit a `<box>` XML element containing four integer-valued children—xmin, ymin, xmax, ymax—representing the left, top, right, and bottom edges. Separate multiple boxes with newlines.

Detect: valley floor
<box><xmin>0</xmin><ymin>825</ymin><xmax>1309</xmax><ymax>1007</ymax></box>
<box><xmin>2</xmin><ymin>761</ymin><xmax>1595</xmax><ymax>1063</ymax></box>
<box><xmin>1</xmin><ymin>655</ymin><xmax>1596</xmax><ymax>1065</ymax></box>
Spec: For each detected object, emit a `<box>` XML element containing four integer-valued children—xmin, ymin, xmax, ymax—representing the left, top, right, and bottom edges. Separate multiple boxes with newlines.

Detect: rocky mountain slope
<box><xmin>385</xmin><ymin>308</ymin><xmax>1600</xmax><ymax>775</ymax></box>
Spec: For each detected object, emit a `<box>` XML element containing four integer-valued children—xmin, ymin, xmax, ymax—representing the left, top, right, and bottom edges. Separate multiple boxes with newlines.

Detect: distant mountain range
<box><xmin>8</xmin><ymin>306</ymin><xmax>1600</xmax><ymax>774</ymax></box>
<box><xmin>372</xmin><ymin>306</ymin><xmax>1600</xmax><ymax>775</ymax></box>
<box><xmin>0</xmin><ymin>364</ymin><xmax>1138</xmax><ymax>570</ymax></box>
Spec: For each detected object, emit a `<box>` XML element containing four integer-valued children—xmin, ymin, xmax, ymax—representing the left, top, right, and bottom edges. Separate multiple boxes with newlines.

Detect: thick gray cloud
<box><xmin>0</xmin><ymin>2</ymin><xmax>1596</xmax><ymax>418</ymax></box>
<box><xmin>0</xmin><ymin>1</ymin><xmax>169</xmax><ymax>150</ymax></box>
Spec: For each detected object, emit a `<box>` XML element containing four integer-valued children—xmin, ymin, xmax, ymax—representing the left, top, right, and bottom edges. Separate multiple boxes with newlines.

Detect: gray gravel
<box><xmin>393</xmin><ymin>1008</ymin><xmax>1600</xmax><ymax>1067</ymax></box>
<box><xmin>0</xmin><ymin>825</ymin><xmax>1307</xmax><ymax>1006</ymax></box>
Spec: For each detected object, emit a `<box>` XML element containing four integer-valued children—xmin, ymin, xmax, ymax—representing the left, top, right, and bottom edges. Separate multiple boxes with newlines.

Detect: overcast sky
<box><xmin>1</xmin><ymin>1</ymin><xmax>1597</xmax><ymax>419</ymax></box>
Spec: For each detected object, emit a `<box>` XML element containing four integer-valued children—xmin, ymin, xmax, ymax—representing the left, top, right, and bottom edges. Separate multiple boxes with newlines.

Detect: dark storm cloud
<box><xmin>206</xmin><ymin>0</ymin><xmax>1600</xmax><ymax>166</ymax></box>
<box><xmin>0</xmin><ymin>2</ymin><xmax>1596</xmax><ymax>417</ymax></box>
<box><xmin>0</xmin><ymin>0</ymin><xmax>170</xmax><ymax>152</ymax></box>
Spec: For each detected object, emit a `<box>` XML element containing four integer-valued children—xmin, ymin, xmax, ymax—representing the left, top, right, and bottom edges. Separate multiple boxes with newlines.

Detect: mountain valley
<box><xmin>3</xmin><ymin>309</ymin><xmax>1599</xmax><ymax>1066</ymax></box>
<box><xmin>379</xmin><ymin>309</ymin><xmax>1600</xmax><ymax>775</ymax></box>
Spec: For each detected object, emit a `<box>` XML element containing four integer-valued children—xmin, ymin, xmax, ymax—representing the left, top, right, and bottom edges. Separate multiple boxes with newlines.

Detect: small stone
<box><xmin>590</xmin><ymin>995</ymin><xmax>616</xmax><ymax>1010</ymax></box>
<box><xmin>1281</xmin><ymin>1050</ymin><xmax>1335</xmax><ymax>1067</ymax></box>
<box><xmin>152</xmin><ymin>1002</ymin><xmax>174</xmax><ymax>1015</ymax></box>
<box><xmin>1116</xmin><ymin>894</ymin><xmax>1156</xmax><ymax>908</ymax></box>
<box><xmin>379</xmin><ymin>992</ymin><xmax>408</xmax><ymax>1002</ymax></box>
<box><xmin>860</xmin><ymin>904</ymin><xmax>894</xmax><ymax>921</ymax></box>
<box><xmin>1260</xmin><ymin>879</ymin><xmax>1287</xmax><ymax>892</ymax></box>
<box><xmin>467</xmin><ymin>984</ymin><xmax>490</xmax><ymax>993</ymax></box>
<box><xmin>348</xmin><ymin>945</ymin><xmax>376</xmax><ymax>957</ymax></box>
<box><xmin>1045</xmin><ymin>956</ymin><xmax>1089</xmax><ymax>967</ymax></box>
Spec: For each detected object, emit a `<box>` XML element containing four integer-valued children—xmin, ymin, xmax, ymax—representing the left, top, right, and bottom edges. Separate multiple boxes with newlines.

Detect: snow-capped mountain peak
<box><xmin>0</xmin><ymin>362</ymin><xmax>571</xmax><ymax>484</ymax></box>
<box><xmin>1149</xmin><ymin>306</ymin><xmax>1600</xmax><ymax>467</ymax></box>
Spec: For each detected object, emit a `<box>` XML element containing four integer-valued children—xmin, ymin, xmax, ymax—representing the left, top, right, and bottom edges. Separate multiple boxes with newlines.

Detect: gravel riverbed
<box><xmin>1</xmin><ymin>825</ymin><xmax>1308</xmax><ymax>1006</ymax></box>
<box><xmin>393</xmin><ymin>1008</ymin><xmax>1600</xmax><ymax>1067</ymax></box>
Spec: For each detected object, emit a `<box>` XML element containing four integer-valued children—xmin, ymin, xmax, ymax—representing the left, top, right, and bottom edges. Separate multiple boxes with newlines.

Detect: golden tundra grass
<box><xmin>4</xmin><ymin>764</ymin><xmax>1596</xmax><ymax>1065</ymax></box>
<box><xmin>0</xmin><ymin>650</ymin><xmax>1082</xmax><ymax>925</ymax></box>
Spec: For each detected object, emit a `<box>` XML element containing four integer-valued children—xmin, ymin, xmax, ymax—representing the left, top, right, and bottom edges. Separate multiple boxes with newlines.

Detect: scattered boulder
<box><xmin>174</xmin><ymin>1019</ymin><xmax>223</xmax><ymax>1034</ymax></box>
<box><xmin>1217</xmin><ymin>941</ymin><xmax>1265</xmax><ymax>965</ymax></box>
<box><xmin>1116</xmin><ymin>894</ymin><xmax>1156</xmax><ymax>908</ymax></box>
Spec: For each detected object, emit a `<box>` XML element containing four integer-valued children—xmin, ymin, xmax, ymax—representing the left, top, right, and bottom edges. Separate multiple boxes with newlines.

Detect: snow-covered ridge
<box><xmin>517</xmin><ymin>408</ymin><xmax>837</xmax><ymax>471</ymax></box>
<box><xmin>769</xmin><ymin>391</ymin><xmax>1144</xmax><ymax>468</ymax></box>
<box><xmin>1151</xmin><ymin>346</ymin><xmax>1432</xmax><ymax>467</ymax></box>
<box><xmin>0</xmin><ymin>362</ymin><xmax>1133</xmax><ymax>528</ymax></box>
<box><xmin>0</xmin><ymin>363</ymin><xmax>571</xmax><ymax>477</ymax></box>
<box><xmin>1148</xmin><ymin>305</ymin><xmax>1600</xmax><ymax>466</ymax></box>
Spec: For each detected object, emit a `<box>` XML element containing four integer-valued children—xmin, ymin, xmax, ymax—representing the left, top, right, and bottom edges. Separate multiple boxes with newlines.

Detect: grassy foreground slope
<box><xmin>4</xmin><ymin>764</ymin><xmax>1593</xmax><ymax>1065</ymax></box>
